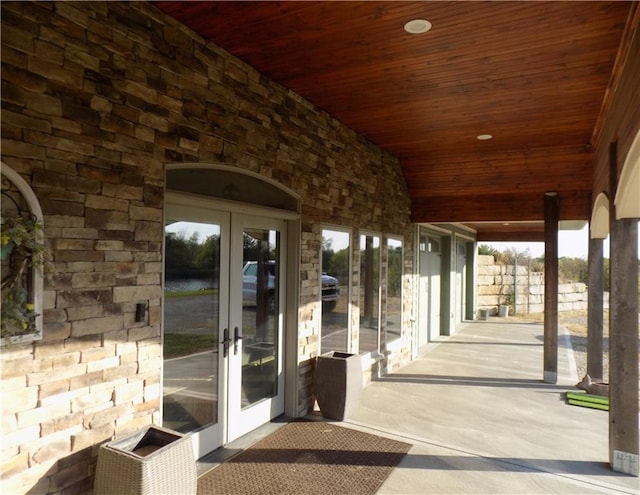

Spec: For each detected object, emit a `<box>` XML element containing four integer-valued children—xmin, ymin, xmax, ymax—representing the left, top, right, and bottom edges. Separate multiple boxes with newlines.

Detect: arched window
<box><xmin>1</xmin><ymin>164</ymin><xmax>47</xmax><ymax>345</ymax></box>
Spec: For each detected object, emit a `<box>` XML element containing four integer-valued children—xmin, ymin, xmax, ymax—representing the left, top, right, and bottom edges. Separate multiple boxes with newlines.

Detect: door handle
<box><xmin>234</xmin><ymin>327</ymin><xmax>243</xmax><ymax>355</ymax></box>
<box><xmin>221</xmin><ymin>328</ymin><xmax>232</xmax><ymax>357</ymax></box>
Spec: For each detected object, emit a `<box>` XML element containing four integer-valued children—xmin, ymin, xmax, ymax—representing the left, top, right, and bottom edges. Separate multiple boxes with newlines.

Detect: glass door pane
<box><xmin>359</xmin><ymin>234</ymin><xmax>380</xmax><ymax>353</ymax></box>
<box><xmin>163</xmin><ymin>215</ymin><xmax>227</xmax><ymax>456</ymax></box>
<box><xmin>228</xmin><ymin>214</ymin><xmax>285</xmax><ymax>441</ymax></box>
<box><xmin>240</xmin><ymin>227</ymin><xmax>279</xmax><ymax>408</ymax></box>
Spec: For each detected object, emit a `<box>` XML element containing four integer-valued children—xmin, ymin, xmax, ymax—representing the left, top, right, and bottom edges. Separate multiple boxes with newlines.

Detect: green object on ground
<box><xmin>566</xmin><ymin>391</ymin><xmax>609</xmax><ymax>410</ymax></box>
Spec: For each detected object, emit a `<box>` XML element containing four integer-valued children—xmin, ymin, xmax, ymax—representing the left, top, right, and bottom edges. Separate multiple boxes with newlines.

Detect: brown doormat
<box><xmin>197</xmin><ymin>420</ymin><xmax>411</xmax><ymax>495</ymax></box>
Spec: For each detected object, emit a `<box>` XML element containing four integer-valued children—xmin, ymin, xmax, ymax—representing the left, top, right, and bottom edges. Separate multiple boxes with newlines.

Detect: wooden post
<box><xmin>543</xmin><ymin>192</ymin><xmax>559</xmax><ymax>384</ymax></box>
<box><xmin>586</xmin><ymin>235</ymin><xmax>604</xmax><ymax>381</ymax></box>
<box><xmin>608</xmin><ymin>142</ymin><xmax>640</xmax><ymax>476</ymax></box>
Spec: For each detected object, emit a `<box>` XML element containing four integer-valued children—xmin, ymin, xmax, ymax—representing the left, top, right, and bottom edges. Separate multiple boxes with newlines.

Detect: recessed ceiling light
<box><xmin>477</xmin><ymin>134</ymin><xmax>493</xmax><ymax>141</ymax></box>
<box><xmin>404</xmin><ymin>19</ymin><xmax>432</xmax><ymax>34</ymax></box>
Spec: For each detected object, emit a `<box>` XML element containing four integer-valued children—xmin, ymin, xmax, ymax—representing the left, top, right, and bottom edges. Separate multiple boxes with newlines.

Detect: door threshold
<box><xmin>196</xmin><ymin>415</ymin><xmax>291</xmax><ymax>476</ymax></box>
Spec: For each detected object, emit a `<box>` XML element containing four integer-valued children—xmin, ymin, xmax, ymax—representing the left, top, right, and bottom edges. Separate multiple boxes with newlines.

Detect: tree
<box><xmin>478</xmin><ymin>244</ymin><xmax>499</xmax><ymax>257</ymax></box>
<box><xmin>558</xmin><ymin>257</ymin><xmax>588</xmax><ymax>284</ymax></box>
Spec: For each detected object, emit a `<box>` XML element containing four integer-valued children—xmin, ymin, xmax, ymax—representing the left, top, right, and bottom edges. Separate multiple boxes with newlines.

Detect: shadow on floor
<box><xmin>375</xmin><ymin>374</ymin><xmax>571</xmax><ymax>390</ymax></box>
<box><xmin>398</xmin><ymin>453</ymin><xmax>619</xmax><ymax>477</ymax></box>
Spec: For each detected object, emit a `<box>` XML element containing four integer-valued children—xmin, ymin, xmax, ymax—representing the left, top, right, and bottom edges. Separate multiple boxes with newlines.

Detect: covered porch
<box><xmin>1</xmin><ymin>2</ymin><xmax>638</xmax><ymax>492</ymax></box>
<box><xmin>155</xmin><ymin>1</ymin><xmax>640</xmax><ymax>478</ymax></box>
<box><xmin>203</xmin><ymin>319</ymin><xmax>638</xmax><ymax>493</ymax></box>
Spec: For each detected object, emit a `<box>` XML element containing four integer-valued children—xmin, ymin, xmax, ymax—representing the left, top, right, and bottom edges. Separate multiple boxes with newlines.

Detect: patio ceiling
<box><xmin>154</xmin><ymin>1</ymin><xmax>633</xmax><ymax>241</ymax></box>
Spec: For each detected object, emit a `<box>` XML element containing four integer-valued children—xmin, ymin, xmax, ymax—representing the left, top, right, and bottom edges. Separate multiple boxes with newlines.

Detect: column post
<box><xmin>586</xmin><ymin>235</ymin><xmax>604</xmax><ymax>380</ymax></box>
<box><xmin>543</xmin><ymin>192</ymin><xmax>559</xmax><ymax>384</ymax></box>
<box><xmin>608</xmin><ymin>141</ymin><xmax>639</xmax><ymax>476</ymax></box>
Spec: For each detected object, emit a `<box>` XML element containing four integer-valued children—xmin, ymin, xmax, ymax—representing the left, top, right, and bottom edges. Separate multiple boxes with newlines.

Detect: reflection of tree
<box><xmin>360</xmin><ymin>237</ymin><xmax>380</xmax><ymax>328</ymax></box>
<box><xmin>324</xmin><ymin>248</ymin><xmax>349</xmax><ymax>282</ymax></box>
<box><xmin>388</xmin><ymin>246</ymin><xmax>402</xmax><ymax>297</ymax></box>
<box><xmin>321</xmin><ymin>237</ymin><xmax>333</xmax><ymax>252</ymax></box>
<box><xmin>165</xmin><ymin>231</ymin><xmax>219</xmax><ymax>280</ymax></box>
<box><xmin>243</xmin><ymin>232</ymin><xmax>262</xmax><ymax>262</ymax></box>
<box><xmin>322</xmin><ymin>232</ymin><xmax>349</xmax><ymax>281</ymax></box>
<box><xmin>195</xmin><ymin>235</ymin><xmax>220</xmax><ymax>277</ymax></box>
<box><xmin>243</xmin><ymin>232</ymin><xmax>277</xmax><ymax>263</ymax></box>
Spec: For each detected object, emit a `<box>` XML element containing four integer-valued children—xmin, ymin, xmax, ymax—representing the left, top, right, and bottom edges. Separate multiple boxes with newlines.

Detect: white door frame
<box><xmin>226</xmin><ymin>213</ymin><xmax>286</xmax><ymax>442</ymax></box>
<box><xmin>416</xmin><ymin>226</ymin><xmax>444</xmax><ymax>352</ymax></box>
<box><xmin>162</xmin><ymin>190</ymin><xmax>299</xmax><ymax>458</ymax></box>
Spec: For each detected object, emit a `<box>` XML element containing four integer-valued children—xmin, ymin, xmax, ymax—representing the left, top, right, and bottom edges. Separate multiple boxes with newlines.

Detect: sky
<box><xmin>484</xmin><ymin>223</ymin><xmax>640</xmax><ymax>260</ymax></box>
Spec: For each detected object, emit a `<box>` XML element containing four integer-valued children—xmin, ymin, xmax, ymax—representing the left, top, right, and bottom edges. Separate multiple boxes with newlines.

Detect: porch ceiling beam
<box><xmin>410</xmin><ymin>191</ymin><xmax>591</xmax><ymax>224</ymax></box>
<box><xmin>475</xmin><ymin>230</ymin><xmax>545</xmax><ymax>243</ymax></box>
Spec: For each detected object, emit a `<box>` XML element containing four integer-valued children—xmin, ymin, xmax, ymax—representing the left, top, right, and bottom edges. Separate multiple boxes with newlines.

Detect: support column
<box><xmin>608</xmin><ymin>142</ymin><xmax>639</xmax><ymax>476</ymax></box>
<box><xmin>586</xmin><ymin>235</ymin><xmax>604</xmax><ymax>381</ymax></box>
<box><xmin>543</xmin><ymin>192</ymin><xmax>559</xmax><ymax>384</ymax></box>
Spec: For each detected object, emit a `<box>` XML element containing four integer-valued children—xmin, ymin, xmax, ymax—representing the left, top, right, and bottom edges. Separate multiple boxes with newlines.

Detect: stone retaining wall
<box><xmin>477</xmin><ymin>254</ymin><xmax>603</xmax><ymax>316</ymax></box>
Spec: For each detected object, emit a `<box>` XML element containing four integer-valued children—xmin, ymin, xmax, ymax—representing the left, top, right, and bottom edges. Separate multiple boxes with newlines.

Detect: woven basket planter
<box><xmin>314</xmin><ymin>351</ymin><xmax>363</xmax><ymax>420</ymax></box>
<box><xmin>94</xmin><ymin>426</ymin><xmax>196</xmax><ymax>495</ymax></box>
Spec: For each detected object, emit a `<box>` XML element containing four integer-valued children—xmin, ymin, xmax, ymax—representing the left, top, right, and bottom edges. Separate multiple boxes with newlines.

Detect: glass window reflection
<box><xmin>386</xmin><ymin>238</ymin><xmax>403</xmax><ymax>345</ymax></box>
<box><xmin>321</xmin><ymin>229</ymin><xmax>350</xmax><ymax>352</ymax></box>
<box><xmin>359</xmin><ymin>234</ymin><xmax>380</xmax><ymax>354</ymax></box>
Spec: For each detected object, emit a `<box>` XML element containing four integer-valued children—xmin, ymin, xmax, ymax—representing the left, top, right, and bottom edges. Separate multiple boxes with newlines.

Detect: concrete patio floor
<box><xmin>198</xmin><ymin>319</ymin><xmax>638</xmax><ymax>494</ymax></box>
<box><xmin>340</xmin><ymin>319</ymin><xmax>638</xmax><ymax>494</ymax></box>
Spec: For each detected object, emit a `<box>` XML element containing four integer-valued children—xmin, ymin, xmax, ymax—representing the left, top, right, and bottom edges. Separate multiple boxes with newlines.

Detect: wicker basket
<box><xmin>94</xmin><ymin>426</ymin><xmax>196</xmax><ymax>495</ymax></box>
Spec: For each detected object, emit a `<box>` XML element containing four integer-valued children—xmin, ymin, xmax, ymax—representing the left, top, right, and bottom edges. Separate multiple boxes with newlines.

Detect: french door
<box><xmin>162</xmin><ymin>193</ymin><xmax>286</xmax><ymax>459</ymax></box>
<box><xmin>418</xmin><ymin>233</ymin><xmax>442</xmax><ymax>351</ymax></box>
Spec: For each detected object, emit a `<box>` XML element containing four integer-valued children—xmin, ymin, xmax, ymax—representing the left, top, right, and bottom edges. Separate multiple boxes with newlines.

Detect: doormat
<box><xmin>197</xmin><ymin>420</ymin><xmax>411</xmax><ymax>495</ymax></box>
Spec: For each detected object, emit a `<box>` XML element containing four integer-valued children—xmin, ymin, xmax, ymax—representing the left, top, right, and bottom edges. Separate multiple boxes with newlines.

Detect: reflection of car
<box><xmin>320</xmin><ymin>272</ymin><xmax>339</xmax><ymax>312</ymax></box>
<box><xmin>242</xmin><ymin>261</ymin><xmax>339</xmax><ymax>312</ymax></box>
<box><xmin>242</xmin><ymin>261</ymin><xmax>276</xmax><ymax>312</ymax></box>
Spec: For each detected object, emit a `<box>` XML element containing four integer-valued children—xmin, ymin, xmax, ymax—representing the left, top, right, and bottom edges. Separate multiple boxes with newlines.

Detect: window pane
<box><xmin>321</xmin><ymin>229</ymin><xmax>350</xmax><ymax>352</ymax></box>
<box><xmin>386</xmin><ymin>238</ymin><xmax>403</xmax><ymax>344</ymax></box>
<box><xmin>359</xmin><ymin>234</ymin><xmax>380</xmax><ymax>353</ymax></box>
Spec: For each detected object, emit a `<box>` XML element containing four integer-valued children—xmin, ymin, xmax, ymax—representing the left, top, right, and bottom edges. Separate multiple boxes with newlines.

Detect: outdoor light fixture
<box><xmin>404</xmin><ymin>19</ymin><xmax>432</xmax><ymax>34</ymax></box>
<box><xmin>135</xmin><ymin>303</ymin><xmax>146</xmax><ymax>322</ymax></box>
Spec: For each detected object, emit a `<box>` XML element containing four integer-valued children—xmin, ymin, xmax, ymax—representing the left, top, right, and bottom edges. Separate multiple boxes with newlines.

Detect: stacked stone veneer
<box><xmin>477</xmin><ymin>255</ymin><xmax>597</xmax><ymax>315</ymax></box>
<box><xmin>0</xmin><ymin>2</ymin><xmax>414</xmax><ymax>494</ymax></box>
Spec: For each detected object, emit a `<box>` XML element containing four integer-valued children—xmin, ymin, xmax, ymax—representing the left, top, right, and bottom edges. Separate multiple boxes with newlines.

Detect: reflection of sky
<box><xmin>166</xmin><ymin>221</ymin><xmax>277</xmax><ymax>245</ymax></box>
<box><xmin>323</xmin><ymin>230</ymin><xmax>404</xmax><ymax>252</ymax></box>
<box><xmin>166</xmin><ymin>221</ymin><xmax>220</xmax><ymax>242</ymax></box>
<box><xmin>323</xmin><ymin>229</ymin><xmax>350</xmax><ymax>251</ymax></box>
<box><xmin>169</xmin><ymin>223</ymin><xmax>640</xmax><ymax>260</ymax></box>
<box><xmin>388</xmin><ymin>238</ymin><xmax>402</xmax><ymax>249</ymax></box>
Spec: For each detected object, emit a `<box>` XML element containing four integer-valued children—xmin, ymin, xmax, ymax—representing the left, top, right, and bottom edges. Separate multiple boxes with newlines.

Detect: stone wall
<box><xmin>477</xmin><ymin>254</ymin><xmax>596</xmax><ymax>315</ymax></box>
<box><xmin>0</xmin><ymin>2</ymin><xmax>414</xmax><ymax>493</ymax></box>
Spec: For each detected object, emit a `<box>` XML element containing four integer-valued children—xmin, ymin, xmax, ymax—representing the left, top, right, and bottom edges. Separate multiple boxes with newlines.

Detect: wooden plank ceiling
<box><xmin>154</xmin><ymin>1</ymin><xmax>632</xmax><ymax>241</ymax></box>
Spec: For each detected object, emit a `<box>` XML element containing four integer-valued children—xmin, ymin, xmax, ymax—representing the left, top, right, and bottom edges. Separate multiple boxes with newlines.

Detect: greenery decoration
<box><xmin>1</xmin><ymin>212</ymin><xmax>53</xmax><ymax>338</ymax></box>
